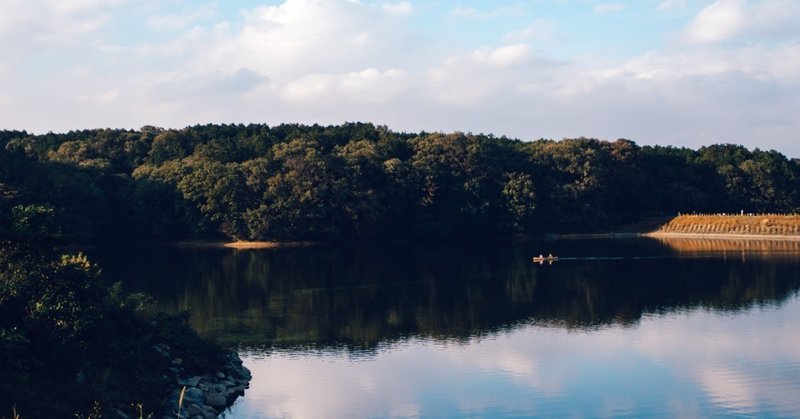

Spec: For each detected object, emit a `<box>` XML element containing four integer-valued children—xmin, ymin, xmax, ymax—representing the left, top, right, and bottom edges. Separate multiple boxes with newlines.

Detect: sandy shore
<box><xmin>172</xmin><ymin>240</ymin><xmax>320</xmax><ymax>249</ymax></box>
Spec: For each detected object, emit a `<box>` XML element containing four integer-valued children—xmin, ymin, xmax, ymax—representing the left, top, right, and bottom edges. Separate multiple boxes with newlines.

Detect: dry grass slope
<box><xmin>652</xmin><ymin>215</ymin><xmax>800</xmax><ymax>236</ymax></box>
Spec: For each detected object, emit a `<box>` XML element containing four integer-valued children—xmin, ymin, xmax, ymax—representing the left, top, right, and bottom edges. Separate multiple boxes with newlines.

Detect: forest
<box><xmin>1</xmin><ymin>123</ymin><xmax>799</xmax><ymax>243</ymax></box>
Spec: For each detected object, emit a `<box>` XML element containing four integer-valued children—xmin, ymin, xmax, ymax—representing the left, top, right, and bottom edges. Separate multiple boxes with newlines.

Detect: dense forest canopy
<box><xmin>1</xmin><ymin>123</ymin><xmax>798</xmax><ymax>242</ymax></box>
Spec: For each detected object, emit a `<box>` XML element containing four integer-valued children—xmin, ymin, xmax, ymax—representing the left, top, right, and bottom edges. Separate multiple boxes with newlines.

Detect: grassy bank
<box><xmin>648</xmin><ymin>214</ymin><xmax>800</xmax><ymax>237</ymax></box>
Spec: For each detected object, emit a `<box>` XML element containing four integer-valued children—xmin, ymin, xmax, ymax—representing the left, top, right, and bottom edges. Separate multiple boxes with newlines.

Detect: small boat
<box><xmin>532</xmin><ymin>254</ymin><xmax>558</xmax><ymax>263</ymax></box>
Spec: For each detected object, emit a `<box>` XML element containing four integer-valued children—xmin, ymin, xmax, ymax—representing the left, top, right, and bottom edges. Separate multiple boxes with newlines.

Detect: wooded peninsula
<box><xmin>2</xmin><ymin>123</ymin><xmax>799</xmax><ymax>243</ymax></box>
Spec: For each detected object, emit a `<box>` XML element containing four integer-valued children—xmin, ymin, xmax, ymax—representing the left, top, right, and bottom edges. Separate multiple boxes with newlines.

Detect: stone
<box><xmin>186</xmin><ymin>404</ymin><xmax>204</xmax><ymax>417</ymax></box>
<box><xmin>172</xmin><ymin>358</ymin><xmax>183</xmax><ymax>366</ymax></box>
<box><xmin>179</xmin><ymin>376</ymin><xmax>202</xmax><ymax>387</ymax></box>
<box><xmin>205</xmin><ymin>391</ymin><xmax>227</xmax><ymax>408</ymax></box>
<box><xmin>182</xmin><ymin>387</ymin><xmax>204</xmax><ymax>404</ymax></box>
<box><xmin>215</xmin><ymin>371</ymin><xmax>226</xmax><ymax>379</ymax></box>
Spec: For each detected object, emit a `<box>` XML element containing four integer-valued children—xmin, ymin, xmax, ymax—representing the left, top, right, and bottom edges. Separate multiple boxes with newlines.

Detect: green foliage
<box><xmin>503</xmin><ymin>172</ymin><xmax>537</xmax><ymax>232</ymax></box>
<box><xmin>0</xmin><ymin>240</ymin><xmax>227</xmax><ymax>417</ymax></box>
<box><xmin>2</xmin><ymin>123</ymin><xmax>799</xmax><ymax>241</ymax></box>
<box><xmin>11</xmin><ymin>205</ymin><xmax>56</xmax><ymax>237</ymax></box>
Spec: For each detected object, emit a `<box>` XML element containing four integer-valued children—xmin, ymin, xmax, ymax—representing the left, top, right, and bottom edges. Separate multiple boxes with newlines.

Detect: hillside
<box><xmin>2</xmin><ymin>124</ymin><xmax>800</xmax><ymax>242</ymax></box>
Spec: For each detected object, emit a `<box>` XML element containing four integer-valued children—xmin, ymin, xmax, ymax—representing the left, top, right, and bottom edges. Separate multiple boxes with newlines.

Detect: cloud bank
<box><xmin>0</xmin><ymin>0</ymin><xmax>799</xmax><ymax>156</ymax></box>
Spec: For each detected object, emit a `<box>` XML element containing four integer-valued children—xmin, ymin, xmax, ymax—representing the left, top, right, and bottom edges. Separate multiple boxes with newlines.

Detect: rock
<box><xmin>215</xmin><ymin>371</ymin><xmax>226</xmax><ymax>379</ymax></box>
<box><xmin>182</xmin><ymin>387</ymin><xmax>204</xmax><ymax>404</ymax></box>
<box><xmin>179</xmin><ymin>376</ymin><xmax>202</xmax><ymax>387</ymax></box>
<box><xmin>205</xmin><ymin>391</ymin><xmax>227</xmax><ymax>408</ymax></box>
<box><xmin>172</xmin><ymin>358</ymin><xmax>183</xmax><ymax>366</ymax></box>
<box><xmin>186</xmin><ymin>404</ymin><xmax>204</xmax><ymax>417</ymax></box>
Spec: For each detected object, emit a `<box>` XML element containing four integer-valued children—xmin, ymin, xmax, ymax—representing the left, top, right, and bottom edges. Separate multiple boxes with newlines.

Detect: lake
<box><xmin>90</xmin><ymin>237</ymin><xmax>800</xmax><ymax>418</ymax></box>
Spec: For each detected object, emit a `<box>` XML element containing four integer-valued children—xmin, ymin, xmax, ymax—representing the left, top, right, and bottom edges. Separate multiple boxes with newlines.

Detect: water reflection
<box><xmin>89</xmin><ymin>238</ymin><xmax>800</xmax><ymax>418</ymax></box>
<box><xmin>91</xmin><ymin>238</ymin><xmax>800</xmax><ymax>348</ymax></box>
<box><xmin>232</xmin><ymin>301</ymin><xmax>800</xmax><ymax>418</ymax></box>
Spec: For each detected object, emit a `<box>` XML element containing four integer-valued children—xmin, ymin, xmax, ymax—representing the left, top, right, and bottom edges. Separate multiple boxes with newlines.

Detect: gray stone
<box><xmin>179</xmin><ymin>376</ymin><xmax>202</xmax><ymax>387</ymax></box>
<box><xmin>215</xmin><ymin>371</ymin><xmax>226</xmax><ymax>379</ymax></box>
<box><xmin>186</xmin><ymin>404</ymin><xmax>204</xmax><ymax>417</ymax></box>
<box><xmin>182</xmin><ymin>387</ymin><xmax>204</xmax><ymax>404</ymax></box>
<box><xmin>206</xmin><ymin>391</ymin><xmax>227</xmax><ymax>408</ymax></box>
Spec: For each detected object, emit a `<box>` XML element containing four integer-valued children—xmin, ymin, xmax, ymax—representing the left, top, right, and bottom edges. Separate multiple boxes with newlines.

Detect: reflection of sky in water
<box><xmin>227</xmin><ymin>295</ymin><xmax>800</xmax><ymax>418</ymax></box>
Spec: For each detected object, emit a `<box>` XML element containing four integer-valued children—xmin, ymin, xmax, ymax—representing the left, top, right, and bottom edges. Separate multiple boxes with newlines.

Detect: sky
<box><xmin>0</xmin><ymin>0</ymin><xmax>799</xmax><ymax>155</ymax></box>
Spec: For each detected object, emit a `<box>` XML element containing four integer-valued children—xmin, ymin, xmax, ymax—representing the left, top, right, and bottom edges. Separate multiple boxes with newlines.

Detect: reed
<box><xmin>176</xmin><ymin>386</ymin><xmax>186</xmax><ymax>419</ymax></box>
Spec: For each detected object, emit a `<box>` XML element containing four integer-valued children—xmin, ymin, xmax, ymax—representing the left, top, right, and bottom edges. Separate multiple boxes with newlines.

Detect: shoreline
<box><xmin>170</xmin><ymin>240</ymin><xmax>322</xmax><ymax>249</ymax></box>
<box><xmin>94</xmin><ymin>228</ymin><xmax>800</xmax><ymax>251</ymax></box>
<box><xmin>644</xmin><ymin>232</ymin><xmax>800</xmax><ymax>241</ymax></box>
<box><xmin>185</xmin><ymin>233</ymin><xmax>800</xmax><ymax>248</ymax></box>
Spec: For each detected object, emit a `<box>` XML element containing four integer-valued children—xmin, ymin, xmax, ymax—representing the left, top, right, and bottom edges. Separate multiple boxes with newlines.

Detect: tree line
<box><xmin>1</xmin><ymin>123</ymin><xmax>799</xmax><ymax>242</ymax></box>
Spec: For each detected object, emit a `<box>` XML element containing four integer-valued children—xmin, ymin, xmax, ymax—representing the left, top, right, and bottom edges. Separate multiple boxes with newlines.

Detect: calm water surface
<box><xmin>91</xmin><ymin>238</ymin><xmax>800</xmax><ymax>418</ymax></box>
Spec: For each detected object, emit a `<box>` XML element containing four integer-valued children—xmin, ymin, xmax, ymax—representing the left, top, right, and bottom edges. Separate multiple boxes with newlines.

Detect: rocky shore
<box><xmin>155</xmin><ymin>344</ymin><xmax>252</xmax><ymax>419</ymax></box>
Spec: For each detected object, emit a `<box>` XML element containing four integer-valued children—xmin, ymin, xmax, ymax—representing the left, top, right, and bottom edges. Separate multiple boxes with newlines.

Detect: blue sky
<box><xmin>1</xmin><ymin>0</ymin><xmax>799</xmax><ymax>155</ymax></box>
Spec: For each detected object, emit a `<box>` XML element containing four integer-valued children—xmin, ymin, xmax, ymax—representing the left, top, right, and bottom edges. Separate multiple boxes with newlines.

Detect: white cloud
<box><xmin>684</xmin><ymin>0</ymin><xmax>800</xmax><ymax>44</ymax></box>
<box><xmin>0</xmin><ymin>0</ymin><xmax>136</xmax><ymax>66</ymax></box>
<box><xmin>199</xmin><ymin>0</ymin><xmax>412</xmax><ymax>81</ymax></box>
<box><xmin>594</xmin><ymin>3</ymin><xmax>625</xmax><ymax>13</ymax></box>
<box><xmin>504</xmin><ymin>19</ymin><xmax>555</xmax><ymax>42</ymax></box>
<box><xmin>281</xmin><ymin>68</ymin><xmax>409</xmax><ymax>103</ymax></box>
<box><xmin>657</xmin><ymin>0</ymin><xmax>687</xmax><ymax>11</ymax></box>
<box><xmin>382</xmin><ymin>1</ymin><xmax>412</xmax><ymax>16</ymax></box>
<box><xmin>76</xmin><ymin>89</ymin><xmax>120</xmax><ymax>104</ymax></box>
<box><xmin>2</xmin><ymin>0</ymin><xmax>800</xmax><ymax>157</ymax></box>
<box><xmin>471</xmin><ymin>44</ymin><xmax>530</xmax><ymax>68</ymax></box>
<box><xmin>450</xmin><ymin>5</ymin><xmax>524</xmax><ymax>19</ymax></box>
<box><xmin>684</xmin><ymin>0</ymin><xmax>747</xmax><ymax>43</ymax></box>
<box><xmin>145</xmin><ymin>4</ymin><xmax>216</xmax><ymax>32</ymax></box>
<box><xmin>427</xmin><ymin>44</ymin><xmax>535</xmax><ymax>104</ymax></box>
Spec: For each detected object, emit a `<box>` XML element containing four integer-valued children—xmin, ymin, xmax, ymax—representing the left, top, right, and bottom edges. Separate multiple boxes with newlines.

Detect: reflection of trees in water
<box><xmin>94</xmin><ymin>241</ymin><xmax>800</xmax><ymax>350</ymax></box>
